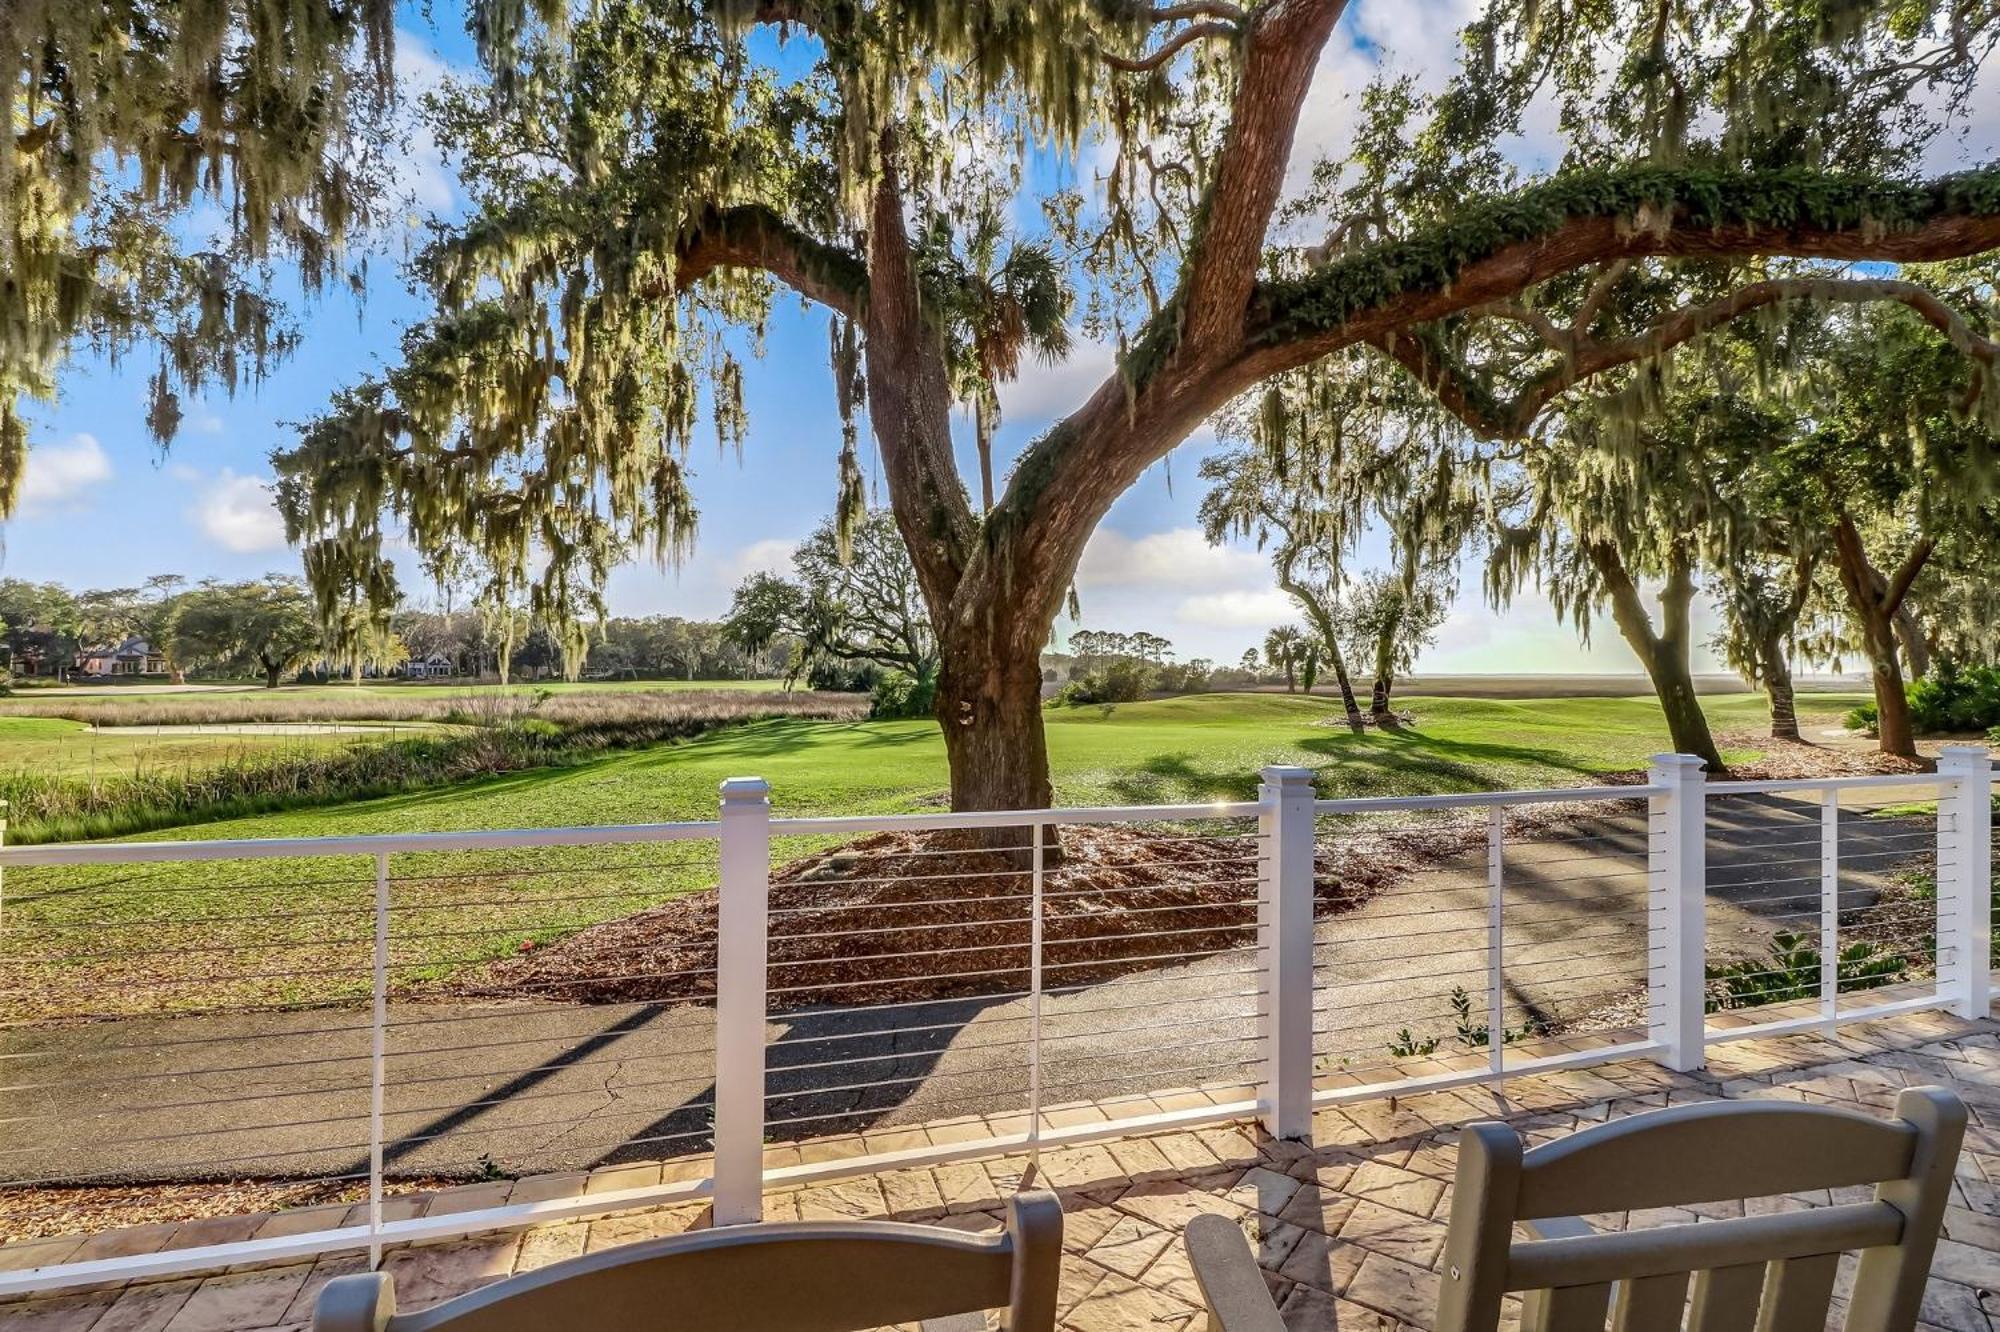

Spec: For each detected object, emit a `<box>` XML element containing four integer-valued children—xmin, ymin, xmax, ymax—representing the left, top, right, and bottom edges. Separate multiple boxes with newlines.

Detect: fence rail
<box><xmin>0</xmin><ymin>748</ymin><xmax>1991</xmax><ymax>1296</ymax></box>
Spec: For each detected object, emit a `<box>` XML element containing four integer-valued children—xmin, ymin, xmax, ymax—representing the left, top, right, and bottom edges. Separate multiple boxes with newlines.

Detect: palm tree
<box><xmin>930</xmin><ymin>209</ymin><xmax>1072</xmax><ymax>511</ymax></box>
<box><xmin>1263</xmin><ymin>626</ymin><xmax>1304</xmax><ymax>693</ymax></box>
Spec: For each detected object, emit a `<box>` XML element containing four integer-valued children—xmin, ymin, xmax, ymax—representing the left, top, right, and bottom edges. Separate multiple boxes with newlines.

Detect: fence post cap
<box><xmin>1647</xmin><ymin>753</ymin><xmax>1708</xmax><ymax>775</ymax></box>
<box><xmin>1258</xmin><ymin>765</ymin><xmax>1316</xmax><ymax>791</ymax></box>
<box><xmin>1936</xmin><ymin>744</ymin><xmax>1991</xmax><ymax>765</ymax></box>
<box><xmin>719</xmin><ymin>776</ymin><xmax>771</xmax><ymax>802</ymax></box>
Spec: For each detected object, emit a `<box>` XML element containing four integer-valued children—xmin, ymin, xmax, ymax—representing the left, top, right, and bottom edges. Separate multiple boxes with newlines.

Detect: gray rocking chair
<box><xmin>315</xmin><ymin>1188</ymin><xmax>1063</xmax><ymax>1332</ymax></box>
<box><xmin>1187</xmin><ymin>1086</ymin><xmax>1966</xmax><ymax>1332</ymax></box>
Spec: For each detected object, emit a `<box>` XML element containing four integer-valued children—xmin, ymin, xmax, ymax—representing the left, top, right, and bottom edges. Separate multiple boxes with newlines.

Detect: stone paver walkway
<box><xmin>2</xmin><ymin>1007</ymin><xmax>1996</xmax><ymax>1332</ymax></box>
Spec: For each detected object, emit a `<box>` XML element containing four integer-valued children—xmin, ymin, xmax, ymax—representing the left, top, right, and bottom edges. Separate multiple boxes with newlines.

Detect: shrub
<box><xmin>1844</xmin><ymin>700</ymin><xmax>1878</xmax><ymax>733</ymax></box>
<box><xmin>1705</xmin><ymin>929</ymin><xmax>1907</xmax><ymax>1011</ymax></box>
<box><xmin>1906</xmin><ymin>660</ymin><xmax>2000</xmax><ymax>733</ymax></box>
<box><xmin>869</xmin><ymin>670</ymin><xmax>936</xmax><ymax>720</ymax></box>
<box><xmin>1053</xmin><ymin>658</ymin><xmax>1156</xmax><ymax>706</ymax></box>
<box><xmin>808</xmin><ymin>660</ymin><xmax>883</xmax><ymax>694</ymax></box>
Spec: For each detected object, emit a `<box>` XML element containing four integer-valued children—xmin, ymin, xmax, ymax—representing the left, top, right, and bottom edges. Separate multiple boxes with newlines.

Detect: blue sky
<box><xmin>11</xmin><ymin>1</ymin><xmax>1996</xmax><ymax>672</ymax></box>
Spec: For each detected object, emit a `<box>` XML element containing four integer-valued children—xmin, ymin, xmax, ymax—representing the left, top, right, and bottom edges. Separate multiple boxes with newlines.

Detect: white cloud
<box><xmin>20</xmin><ymin>433</ymin><xmax>114</xmax><ymax>513</ymax></box>
<box><xmin>191</xmin><ymin>470</ymin><xmax>289</xmax><ymax>553</ymax></box>
<box><xmin>727</xmin><ymin>537</ymin><xmax>799</xmax><ymax>581</ymax></box>
<box><xmin>1077</xmin><ymin>526</ymin><xmax>1268</xmax><ymax>590</ymax></box>
<box><xmin>996</xmin><ymin>338</ymin><xmax>1117</xmax><ymax>423</ymax></box>
<box><xmin>1176</xmin><ymin>588</ymin><xmax>1301</xmax><ymax>629</ymax></box>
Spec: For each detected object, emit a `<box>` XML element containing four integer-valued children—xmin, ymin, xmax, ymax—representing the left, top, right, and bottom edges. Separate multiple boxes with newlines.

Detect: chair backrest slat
<box><xmin>1515</xmin><ymin>1102</ymin><xmax>1914</xmax><ymax>1220</ymax></box>
<box><xmin>1433</xmin><ymin>1087</ymin><xmax>1966</xmax><ymax>1332</ymax></box>
<box><xmin>1523</xmin><ymin>1283</ymin><xmax>1613</xmax><ymax>1332</ymax></box>
<box><xmin>1612</xmin><ymin>1271</ymin><xmax>1691</xmax><ymax>1332</ymax></box>
<box><xmin>1756</xmin><ymin>1254</ymin><xmax>1841</xmax><ymax>1332</ymax></box>
<box><xmin>1686</xmin><ymin>1263</ymin><xmax>1765</xmax><ymax>1332</ymax></box>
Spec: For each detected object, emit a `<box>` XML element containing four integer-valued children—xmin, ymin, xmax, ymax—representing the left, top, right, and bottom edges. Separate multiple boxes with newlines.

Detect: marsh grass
<box><xmin>0</xmin><ymin>690</ymin><xmax>865</xmax><ymax>843</ymax></box>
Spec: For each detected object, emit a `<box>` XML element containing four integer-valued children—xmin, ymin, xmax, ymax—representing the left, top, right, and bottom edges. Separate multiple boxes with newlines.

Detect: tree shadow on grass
<box><xmin>1103</xmin><ymin>754</ymin><xmax>1261</xmax><ymax>805</ymax></box>
<box><xmin>1293</xmin><ymin>725</ymin><xmax>1607</xmax><ymax>794</ymax></box>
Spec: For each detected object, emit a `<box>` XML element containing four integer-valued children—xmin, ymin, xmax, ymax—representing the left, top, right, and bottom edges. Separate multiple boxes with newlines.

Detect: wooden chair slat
<box><xmin>316</xmin><ymin>1192</ymin><xmax>1063</xmax><ymax>1332</ymax></box>
<box><xmin>1754</xmin><ymin>1253</ymin><xmax>1840</xmax><ymax>1332</ymax></box>
<box><xmin>1524</xmin><ymin>1283</ymin><xmax>1613</xmax><ymax>1332</ymax></box>
<box><xmin>1611</xmin><ymin>1272</ymin><xmax>1691</xmax><ymax>1332</ymax></box>
<box><xmin>1686</xmin><ymin>1265</ymin><xmax>1766</xmax><ymax>1332</ymax></box>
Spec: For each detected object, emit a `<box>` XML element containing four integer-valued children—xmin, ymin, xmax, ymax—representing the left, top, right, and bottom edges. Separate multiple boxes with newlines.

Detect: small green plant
<box><xmin>1844</xmin><ymin>701</ymin><xmax>1879</xmax><ymax>734</ymax></box>
<box><xmin>1447</xmin><ymin>985</ymin><xmax>1552</xmax><ymax>1048</ymax></box>
<box><xmin>1705</xmin><ymin>930</ymin><xmax>1909</xmax><ymax>1011</ymax></box>
<box><xmin>1387</xmin><ymin>1028</ymin><xmax>1440</xmax><ymax>1058</ymax></box>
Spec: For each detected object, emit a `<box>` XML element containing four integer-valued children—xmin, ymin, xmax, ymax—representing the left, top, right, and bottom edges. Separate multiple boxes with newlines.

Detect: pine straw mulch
<box><xmin>1603</xmin><ymin>733</ymin><xmax>1933</xmax><ymax>783</ymax></box>
<box><xmin>432</xmin><ymin>818</ymin><xmax>1516</xmax><ymax>1011</ymax></box>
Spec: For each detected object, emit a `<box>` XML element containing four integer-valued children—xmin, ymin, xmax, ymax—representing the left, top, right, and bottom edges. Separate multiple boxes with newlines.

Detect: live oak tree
<box><xmin>3</xmin><ymin>1</ymin><xmax>395</xmax><ymax>500</ymax></box>
<box><xmin>273</xmin><ymin>0</ymin><xmax>2000</xmax><ymax>811</ymax></box>
<box><xmin>1778</xmin><ymin>302</ymin><xmax>2000</xmax><ymax>757</ymax></box>
<box><xmin>1338</xmin><ymin>565</ymin><xmax>1453</xmax><ymax>720</ymax></box>
<box><xmin>167</xmin><ymin>576</ymin><xmax>324</xmax><ymax>688</ymax></box>
<box><xmin>1199</xmin><ymin>441</ymin><xmax>1367</xmax><ymax>722</ymax></box>
<box><xmin>1488</xmin><ymin>402</ymin><xmax>1738</xmax><ymax>771</ymax></box>
<box><xmin>1711</xmin><ymin>551</ymin><xmax>1819</xmax><ymax>742</ymax></box>
<box><xmin>724</xmin><ymin>508</ymin><xmax>936</xmax><ymax>685</ymax></box>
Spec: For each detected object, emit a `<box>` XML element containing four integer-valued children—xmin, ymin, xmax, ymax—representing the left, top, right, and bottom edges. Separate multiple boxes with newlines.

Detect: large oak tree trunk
<box><xmin>934</xmin><ymin>632</ymin><xmax>1054</xmax><ymax>813</ymax></box>
<box><xmin>1591</xmin><ymin>544</ymin><xmax>1724</xmax><ymax>770</ymax></box>
<box><xmin>1759</xmin><ymin>631</ymin><xmax>1801</xmax><ymax>741</ymax></box>
<box><xmin>1830</xmin><ymin>515</ymin><xmax>1930</xmax><ymax>760</ymax></box>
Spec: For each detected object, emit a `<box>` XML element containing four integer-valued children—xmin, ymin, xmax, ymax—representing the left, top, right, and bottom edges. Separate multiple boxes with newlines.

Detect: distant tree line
<box><xmin>0</xmin><ymin>575</ymin><xmax>791</xmax><ymax>689</ymax></box>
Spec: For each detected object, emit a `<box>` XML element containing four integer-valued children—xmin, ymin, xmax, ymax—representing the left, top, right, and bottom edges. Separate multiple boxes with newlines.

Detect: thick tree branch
<box><xmin>675</xmin><ymin>203</ymin><xmax>864</xmax><ymax>317</ymax></box>
<box><xmin>860</xmin><ymin>146</ymin><xmax>978</xmax><ymax>619</ymax></box>
<box><xmin>1353</xmin><ymin>272</ymin><xmax>2000</xmax><ymax>440</ymax></box>
<box><xmin>980</xmin><ymin>165</ymin><xmax>2000</xmax><ymax>673</ymax></box>
<box><xmin>1884</xmin><ymin>534</ymin><xmax>1938</xmax><ymax>613</ymax></box>
<box><xmin>1175</xmin><ymin>0</ymin><xmax>1350</xmax><ymax>351</ymax></box>
<box><xmin>1099</xmin><ymin>20</ymin><xmax>1235</xmax><ymax>71</ymax></box>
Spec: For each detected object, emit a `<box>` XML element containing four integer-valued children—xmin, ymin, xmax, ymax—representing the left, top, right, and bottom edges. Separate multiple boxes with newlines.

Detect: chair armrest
<box><xmin>314</xmin><ymin>1272</ymin><xmax>396</xmax><ymax>1332</ymax></box>
<box><xmin>1185</xmin><ymin>1214</ymin><xmax>1286</xmax><ymax>1332</ymax></box>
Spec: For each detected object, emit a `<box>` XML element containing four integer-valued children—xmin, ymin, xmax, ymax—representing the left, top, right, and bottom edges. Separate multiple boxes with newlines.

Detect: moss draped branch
<box><xmin>1380</xmin><ymin>275</ymin><xmax>2000</xmax><ymax>439</ymax></box>
<box><xmin>676</xmin><ymin>205</ymin><xmax>867</xmax><ymax>317</ymax></box>
<box><xmin>987</xmin><ymin>162</ymin><xmax>2000</xmax><ymax>642</ymax></box>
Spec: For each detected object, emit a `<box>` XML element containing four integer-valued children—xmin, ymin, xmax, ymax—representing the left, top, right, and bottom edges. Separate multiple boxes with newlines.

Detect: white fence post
<box><xmin>714</xmin><ymin>776</ymin><xmax>771</xmax><ymax>1225</ymax></box>
<box><xmin>1647</xmin><ymin>754</ymin><xmax>1707</xmax><ymax>1071</ymax></box>
<box><xmin>1258</xmin><ymin>765</ymin><xmax>1316</xmax><ymax>1140</ymax></box>
<box><xmin>1936</xmin><ymin>745</ymin><xmax>1992</xmax><ymax>1020</ymax></box>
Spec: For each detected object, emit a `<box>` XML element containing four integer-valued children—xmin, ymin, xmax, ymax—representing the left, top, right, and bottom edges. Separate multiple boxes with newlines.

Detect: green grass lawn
<box><xmin>1</xmin><ymin>690</ymin><xmax>1868</xmax><ymax>1021</ymax></box>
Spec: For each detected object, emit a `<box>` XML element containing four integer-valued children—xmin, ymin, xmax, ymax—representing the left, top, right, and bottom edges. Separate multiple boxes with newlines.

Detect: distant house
<box><xmin>77</xmin><ymin>636</ymin><xmax>166</xmax><ymax>677</ymax></box>
<box><xmin>405</xmin><ymin>652</ymin><xmax>457</xmax><ymax>680</ymax></box>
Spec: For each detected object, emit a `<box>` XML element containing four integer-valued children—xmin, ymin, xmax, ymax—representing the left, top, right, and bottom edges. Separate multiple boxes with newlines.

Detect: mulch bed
<box><xmin>1604</xmin><ymin>733</ymin><xmax>1933</xmax><ymax>783</ymax></box>
<box><xmin>435</xmin><ymin>820</ymin><xmax>1492</xmax><ymax>1010</ymax></box>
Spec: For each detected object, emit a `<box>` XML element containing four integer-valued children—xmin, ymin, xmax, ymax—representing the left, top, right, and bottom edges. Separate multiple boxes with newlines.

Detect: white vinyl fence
<box><xmin>0</xmin><ymin>748</ymin><xmax>1990</xmax><ymax>1295</ymax></box>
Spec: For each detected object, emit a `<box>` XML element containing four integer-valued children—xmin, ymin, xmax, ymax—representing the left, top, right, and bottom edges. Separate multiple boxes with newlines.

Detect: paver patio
<box><xmin>2</xmin><ymin>1006</ymin><xmax>1995</xmax><ymax>1332</ymax></box>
